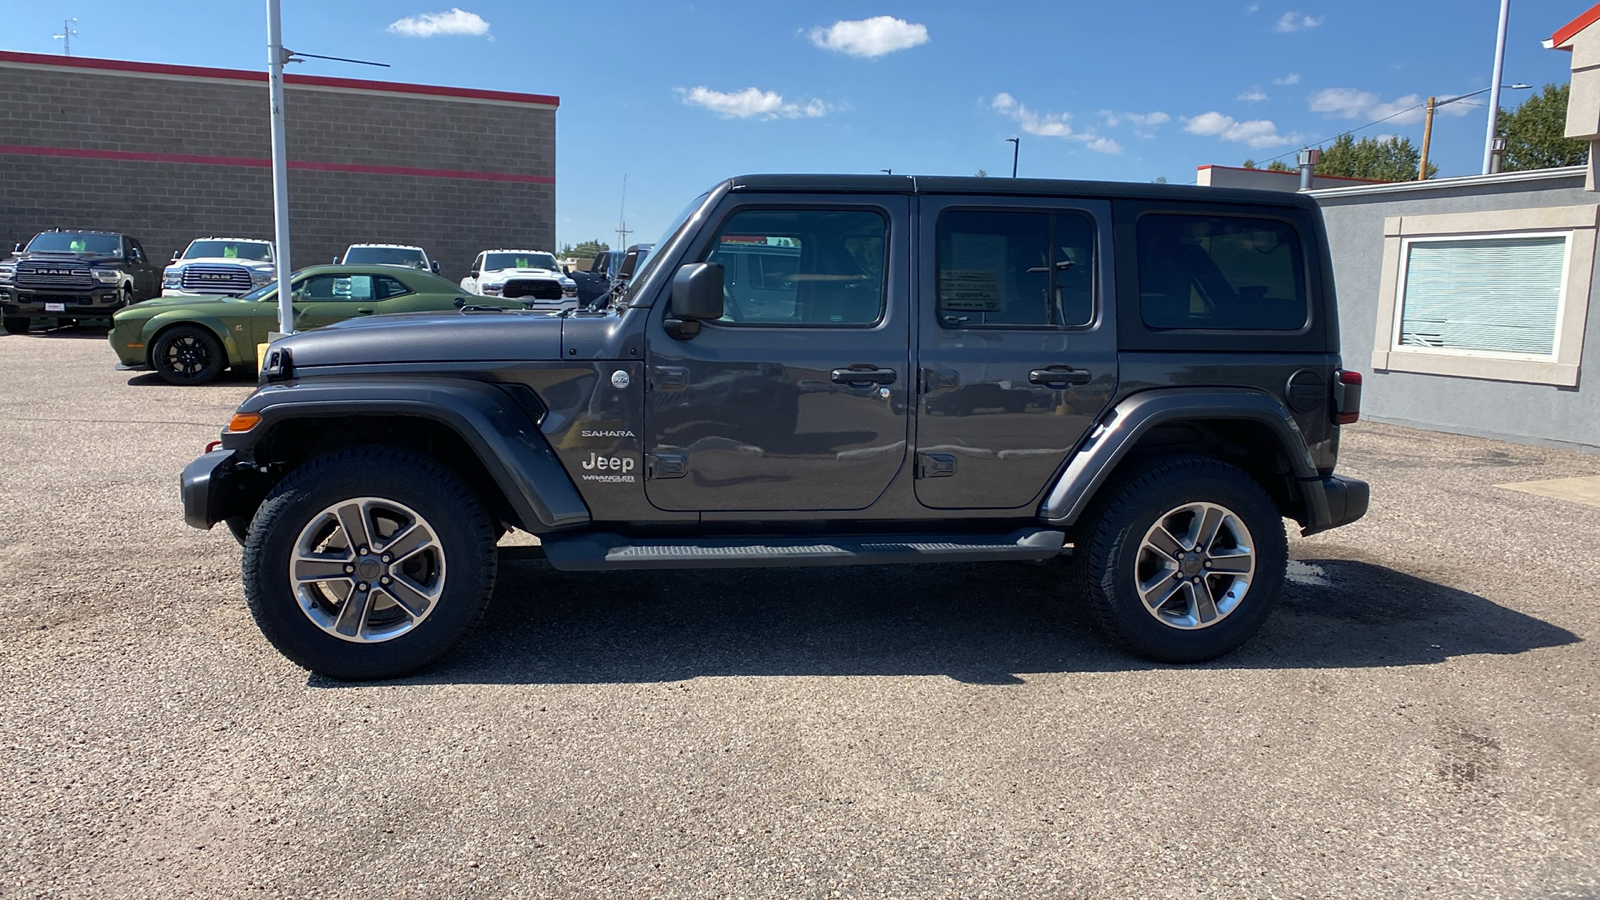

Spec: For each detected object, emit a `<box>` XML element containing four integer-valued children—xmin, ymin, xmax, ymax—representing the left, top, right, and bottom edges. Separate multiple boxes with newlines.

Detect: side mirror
<box><xmin>430</xmin><ymin>260</ymin><xmax>441</xmax><ymax>274</ymax></box>
<box><xmin>670</xmin><ymin>263</ymin><xmax>724</xmax><ymax>320</ymax></box>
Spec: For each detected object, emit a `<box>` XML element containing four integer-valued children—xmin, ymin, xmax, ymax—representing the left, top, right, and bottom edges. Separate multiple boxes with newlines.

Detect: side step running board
<box><xmin>540</xmin><ymin>528</ymin><xmax>1066</xmax><ymax>572</ymax></box>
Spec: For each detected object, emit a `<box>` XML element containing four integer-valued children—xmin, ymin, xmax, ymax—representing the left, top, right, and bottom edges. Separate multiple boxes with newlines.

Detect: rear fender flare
<box><xmin>224</xmin><ymin>378</ymin><xmax>591</xmax><ymax>532</ymax></box>
<box><xmin>1040</xmin><ymin>388</ymin><xmax>1325</xmax><ymax>528</ymax></box>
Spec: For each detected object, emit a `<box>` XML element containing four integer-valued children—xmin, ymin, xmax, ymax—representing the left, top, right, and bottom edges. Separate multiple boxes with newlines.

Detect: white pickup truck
<box><xmin>161</xmin><ymin>237</ymin><xmax>276</xmax><ymax>297</ymax></box>
<box><xmin>460</xmin><ymin>249</ymin><xmax>577</xmax><ymax>307</ymax></box>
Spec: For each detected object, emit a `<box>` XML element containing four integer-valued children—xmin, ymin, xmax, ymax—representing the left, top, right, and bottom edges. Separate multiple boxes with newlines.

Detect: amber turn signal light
<box><xmin>227</xmin><ymin>412</ymin><xmax>262</xmax><ymax>432</ymax></box>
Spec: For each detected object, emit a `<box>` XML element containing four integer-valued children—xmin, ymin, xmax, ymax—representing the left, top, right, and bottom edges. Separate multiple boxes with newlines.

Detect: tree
<box><xmin>1314</xmin><ymin>134</ymin><xmax>1434</xmax><ymax>181</ymax></box>
<box><xmin>568</xmin><ymin>240</ymin><xmax>609</xmax><ymax>257</ymax></box>
<box><xmin>1499</xmin><ymin>82</ymin><xmax>1589</xmax><ymax>172</ymax></box>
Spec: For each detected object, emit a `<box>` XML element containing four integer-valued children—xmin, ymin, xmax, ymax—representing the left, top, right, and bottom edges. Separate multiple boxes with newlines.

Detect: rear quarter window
<box><xmin>1136</xmin><ymin>214</ymin><xmax>1307</xmax><ymax>331</ymax></box>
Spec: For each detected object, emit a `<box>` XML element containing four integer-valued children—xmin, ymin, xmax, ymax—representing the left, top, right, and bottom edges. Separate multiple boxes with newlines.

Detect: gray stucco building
<box><xmin>0</xmin><ymin>50</ymin><xmax>557</xmax><ymax>281</ymax></box>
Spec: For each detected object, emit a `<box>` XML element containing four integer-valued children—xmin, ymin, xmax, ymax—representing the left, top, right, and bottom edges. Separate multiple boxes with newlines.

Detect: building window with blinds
<box><xmin>1372</xmin><ymin>206</ymin><xmax>1596</xmax><ymax>387</ymax></box>
<box><xmin>1396</xmin><ymin>235</ymin><xmax>1568</xmax><ymax>358</ymax></box>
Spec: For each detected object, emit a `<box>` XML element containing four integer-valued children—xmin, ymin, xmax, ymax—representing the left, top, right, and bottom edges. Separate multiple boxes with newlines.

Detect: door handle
<box><xmin>831</xmin><ymin>366</ymin><xmax>897</xmax><ymax>386</ymax></box>
<box><xmin>1029</xmin><ymin>367</ymin><xmax>1092</xmax><ymax>386</ymax></box>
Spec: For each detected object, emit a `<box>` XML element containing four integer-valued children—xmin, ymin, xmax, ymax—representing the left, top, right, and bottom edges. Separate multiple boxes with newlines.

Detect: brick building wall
<box><xmin>0</xmin><ymin>51</ymin><xmax>556</xmax><ymax>281</ymax></box>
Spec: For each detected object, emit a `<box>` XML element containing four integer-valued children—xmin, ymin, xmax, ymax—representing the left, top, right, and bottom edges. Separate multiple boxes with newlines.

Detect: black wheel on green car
<box><xmin>2</xmin><ymin>317</ymin><xmax>28</xmax><ymax>335</ymax></box>
<box><xmin>242</xmin><ymin>446</ymin><xmax>498</xmax><ymax>680</ymax></box>
<box><xmin>152</xmin><ymin>324</ymin><xmax>226</xmax><ymax>385</ymax></box>
<box><xmin>1073</xmin><ymin>455</ymin><xmax>1288</xmax><ymax>663</ymax></box>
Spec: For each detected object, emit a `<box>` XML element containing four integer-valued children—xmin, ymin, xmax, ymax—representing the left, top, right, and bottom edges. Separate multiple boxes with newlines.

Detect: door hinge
<box><xmin>921</xmin><ymin>368</ymin><xmax>960</xmax><ymax>392</ymax></box>
<box><xmin>647</xmin><ymin>453</ymin><xmax>687</xmax><ymax>479</ymax></box>
<box><xmin>650</xmin><ymin>366</ymin><xmax>689</xmax><ymax>391</ymax></box>
<box><xmin>916</xmin><ymin>452</ymin><xmax>957</xmax><ymax>478</ymax></box>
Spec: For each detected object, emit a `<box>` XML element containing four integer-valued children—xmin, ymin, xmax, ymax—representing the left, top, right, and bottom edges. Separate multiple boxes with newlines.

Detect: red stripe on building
<box><xmin>0</xmin><ymin>49</ymin><xmax>559</xmax><ymax>107</ymax></box>
<box><xmin>0</xmin><ymin>144</ymin><xmax>555</xmax><ymax>185</ymax></box>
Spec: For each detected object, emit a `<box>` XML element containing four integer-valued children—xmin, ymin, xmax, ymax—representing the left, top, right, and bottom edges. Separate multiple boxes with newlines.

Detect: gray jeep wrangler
<box><xmin>182</xmin><ymin>174</ymin><xmax>1368</xmax><ymax>680</ymax></box>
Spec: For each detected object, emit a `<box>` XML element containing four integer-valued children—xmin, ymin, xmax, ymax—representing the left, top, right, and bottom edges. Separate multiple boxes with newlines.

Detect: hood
<box><xmin>19</xmin><ymin>251</ymin><xmax>122</xmax><ymax>265</ymax></box>
<box><xmin>484</xmin><ymin>268</ymin><xmax>564</xmax><ymax>279</ymax></box>
<box><xmin>172</xmin><ymin>256</ymin><xmax>273</xmax><ymax>268</ymax></box>
<box><xmin>272</xmin><ymin>309</ymin><xmax>566</xmax><ymax>368</ymax></box>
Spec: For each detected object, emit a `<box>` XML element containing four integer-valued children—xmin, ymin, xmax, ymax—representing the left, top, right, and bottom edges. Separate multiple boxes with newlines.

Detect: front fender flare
<box><xmin>223</xmin><ymin>377</ymin><xmax>590</xmax><ymax>533</ymax></box>
<box><xmin>1039</xmin><ymin>388</ymin><xmax>1330</xmax><ymax>530</ymax></box>
<box><xmin>142</xmin><ymin>313</ymin><xmax>244</xmax><ymax>367</ymax></box>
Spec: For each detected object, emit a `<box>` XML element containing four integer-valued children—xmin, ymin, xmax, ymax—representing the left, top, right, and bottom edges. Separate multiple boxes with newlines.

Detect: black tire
<box><xmin>243</xmin><ymin>446</ymin><xmax>497</xmax><ymax>680</ymax></box>
<box><xmin>2</xmin><ymin>317</ymin><xmax>28</xmax><ymax>335</ymax></box>
<box><xmin>152</xmin><ymin>325</ymin><xmax>226</xmax><ymax>385</ymax></box>
<box><xmin>1074</xmin><ymin>455</ymin><xmax>1287</xmax><ymax>663</ymax></box>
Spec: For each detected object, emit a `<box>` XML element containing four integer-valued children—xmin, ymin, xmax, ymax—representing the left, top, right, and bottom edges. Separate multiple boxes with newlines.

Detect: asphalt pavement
<box><xmin>1</xmin><ymin>327</ymin><xmax>1597</xmax><ymax>899</ymax></box>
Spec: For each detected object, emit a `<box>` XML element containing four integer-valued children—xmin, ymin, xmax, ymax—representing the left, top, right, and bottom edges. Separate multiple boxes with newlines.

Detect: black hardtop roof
<box><xmin>725</xmin><ymin>173</ymin><xmax>1317</xmax><ymax>211</ymax></box>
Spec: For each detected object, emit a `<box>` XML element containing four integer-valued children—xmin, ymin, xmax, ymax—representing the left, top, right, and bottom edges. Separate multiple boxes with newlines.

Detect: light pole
<box><xmin>1006</xmin><ymin>137</ymin><xmax>1019</xmax><ymax>177</ymax></box>
<box><xmin>1484</xmin><ymin>0</ymin><xmax>1511</xmax><ymax>174</ymax></box>
<box><xmin>1417</xmin><ymin>83</ymin><xmax>1529</xmax><ymax>180</ymax></box>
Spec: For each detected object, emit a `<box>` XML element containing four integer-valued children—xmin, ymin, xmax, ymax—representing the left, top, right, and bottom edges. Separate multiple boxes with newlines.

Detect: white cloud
<box><xmin>1237</xmin><ymin>89</ymin><xmax>1270</xmax><ymax>102</ymax></box>
<box><xmin>1273</xmin><ymin>73</ymin><xmax>1301</xmax><ymax>85</ymax></box>
<box><xmin>992</xmin><ymin>93</ymin><xmax>1121</xmax><ymax>153</ymax></box>
<box><xmin>1309</xmin><ymin>87</ymin><xmax>1432</xmax><ymax>124</ymax></box>
<box><xmin>1275</xmin><ymin>12</ymin><xmax>1323</xmax><ymax>32</ymax></box>
<box><xmin>386</xmin><ymin>7</ymin><xmax>489</xmax><ymax>37</ymax></box>
<box><xmin>1100</xmin><ymin>110</ymin><xmax>1171</xmax><ymax>127</ymax></box>
<box><xmin>808</xmin><ymin>16</ymin><xmax>929</xmax><ymax>57</ymax></box>
<box><xmin>1308</xmin><ymin>87</ymin><xmax>1376</xmax><ymax>118</ymax></box>
<box><xmin>1184</xmin><ymin>111</ymin><xmax>1299</xmax><ymax>148</ymax></box>
<box><xmin>678</xmin><ymin>86</ymin><xmax>828</xmax><ymax>120</ymax></box>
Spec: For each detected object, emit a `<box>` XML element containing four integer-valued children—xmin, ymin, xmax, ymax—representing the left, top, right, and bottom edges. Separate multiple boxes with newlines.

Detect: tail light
<box><xmin>1333</xmin><ymin>370</ymin><xmax>1362</xmax><ymax>425</ymax></box>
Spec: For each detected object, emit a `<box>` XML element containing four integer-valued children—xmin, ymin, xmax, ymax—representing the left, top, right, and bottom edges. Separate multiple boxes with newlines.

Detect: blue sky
<box><xmin>0</xmin><ymin>1</ymin><xmax>1588</xmax><ymax>250</ymax></box>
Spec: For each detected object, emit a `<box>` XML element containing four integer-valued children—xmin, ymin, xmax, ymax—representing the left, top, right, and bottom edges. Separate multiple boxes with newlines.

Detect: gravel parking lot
<box><xmin>2</xmin><ymin>328</ymin><xmax>1598</xmax><ymax>899</ymax></box>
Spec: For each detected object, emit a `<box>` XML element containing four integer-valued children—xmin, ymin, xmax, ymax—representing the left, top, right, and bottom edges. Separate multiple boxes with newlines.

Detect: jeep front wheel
<box><xmin>1075</xmin><ymin>455</ymin><xmax>1287</xmax><ymax>663</ymax></box>
<box><xmin>242</xmin><ymin>447</ymin><xmax>497</xmax><ymax>680</ymax></box>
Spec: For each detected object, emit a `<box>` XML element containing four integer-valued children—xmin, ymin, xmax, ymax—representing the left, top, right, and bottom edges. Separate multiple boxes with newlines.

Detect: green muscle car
<box><xmin>110</xmin><ymin>265</ymin><xmax>491</xmax><ymax>385</ymax></box>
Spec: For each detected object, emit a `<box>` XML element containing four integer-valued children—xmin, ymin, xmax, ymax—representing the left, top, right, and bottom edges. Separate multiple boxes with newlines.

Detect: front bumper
<box><xmin>5</xmin><ymin>287</ymin><xmax>126</xmax><ymax>318</ymax></box>
<box><xmin>181</xmin><ymin>449</ymin><xmax>236</xmax><ymax>529</ymax></box>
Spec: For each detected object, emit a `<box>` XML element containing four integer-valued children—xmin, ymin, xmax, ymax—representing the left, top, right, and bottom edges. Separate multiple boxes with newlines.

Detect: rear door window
<box><xmin>1136</xmin><ymin>214</ymin><xmax>1307</xmax><ymax>331</ymax></box>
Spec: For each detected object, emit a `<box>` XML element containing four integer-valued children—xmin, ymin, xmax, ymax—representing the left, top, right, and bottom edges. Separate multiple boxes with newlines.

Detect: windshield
<box><xmin>27</xmin><ymin>232</ymin><xmax>121</xmax><ymax>254</ymax></box>
<box><xmin>618</xmin><ymin>193</ymin><xmax>710</xmax><ymax>304</ymax></box>
<box><xmin>184</xmin><ymin>240</ymin><xmax>272</xmax><ymax>261</ymax></box>
<box><xmin>483</xmin><ymin>252</ymin><xmax>558</xmax><ymax>272</ymax></box>
<box><xmin>344</xmin><ymin>247</ymin><xmax>426</xmax><ymax>268</ymax></box>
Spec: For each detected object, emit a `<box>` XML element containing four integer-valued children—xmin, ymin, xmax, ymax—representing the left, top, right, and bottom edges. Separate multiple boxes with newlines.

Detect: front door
<box><xmin>913</xmin><ymin>197</ymin><xmax>1118</xmax><ymax>509</ymax></box>
<box><xmin>644</xmin><ymin>197</ymin><xmax>911</xmax><ymax>512</ymax></box>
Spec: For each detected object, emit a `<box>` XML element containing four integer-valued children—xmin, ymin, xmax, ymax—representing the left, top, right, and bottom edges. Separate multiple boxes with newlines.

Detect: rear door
<box><xmin>643</xmin><ymin>195</ymin><xmax>911</xmax><ymax>512</ymax></box>
<box><xmin>913</xmin><ymin>196</ymin><xmax>1118</xmax><ymax>509</ymax></box>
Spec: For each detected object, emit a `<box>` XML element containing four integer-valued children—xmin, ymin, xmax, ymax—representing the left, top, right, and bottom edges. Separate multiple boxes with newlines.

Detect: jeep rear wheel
<box><xmin>152</xmin><ymin>325</ymin><xmax>225</xmax><ymax>385</ymax></box>
<box><xmin>1075</xmin><ymin>455</ymin><xmax>1287</xmax><ymax>663</ymax></box>
<box><xmin>2</xmin><ymin>317</ymin><xmax>28</xmax><ymax>335</ymax></box>
<box><xmin>242</xmin><ymin>446</ymin><xmax>497</xmax><ymax>680</ymax></box>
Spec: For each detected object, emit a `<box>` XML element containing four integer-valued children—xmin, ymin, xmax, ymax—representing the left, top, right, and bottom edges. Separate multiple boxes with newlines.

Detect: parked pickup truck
<box><xmin>183</xmin><ymin>174</ymin><xmax>1368</xmax><ymax>680</ymax></box>
<box><xmin>1</xmin><ymin>229</ymin><xmax>161</xmax><ymax>334</ymax></box>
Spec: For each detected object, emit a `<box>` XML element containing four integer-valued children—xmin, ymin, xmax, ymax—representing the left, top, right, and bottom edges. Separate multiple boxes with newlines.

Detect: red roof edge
<box><xmin>1196</xmin><ymin>164</ymin><xmax>1390</xmax><ymax>185</ymax></box>
<box><xmin>1550</xmin><ymin>2</ymin><xmax>1600</xmax><ymax>49</ymax></box>
<box><xmin>0</xmin><ymin>49</ymin><xmax>559</xmax><ymax>107</ymax></box>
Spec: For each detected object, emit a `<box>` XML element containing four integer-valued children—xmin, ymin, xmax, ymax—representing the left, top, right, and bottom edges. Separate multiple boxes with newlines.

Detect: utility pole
<box><xmin>266</xmin><ymin>0</ymin><xmax>294</xmax><ymax>336</ymax></box>
<box><xmin>1483</xmin><ymin>0</ymin><xmax>1511</xmax><ymax>174</ymax></box>
<box><xmin>53</xmin><ymin>18</ymin><xmax>78</xmax><ymax>56</ymax></box>
<box><xmin>616</xmin><ymin>175</ymin><xmax>631</xmax><ymax>249</ymax></box>
<box><xmin>1006</xmin><ymin>137</ymin><xmax>1019</xmax><ymax>177</ymax></box>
